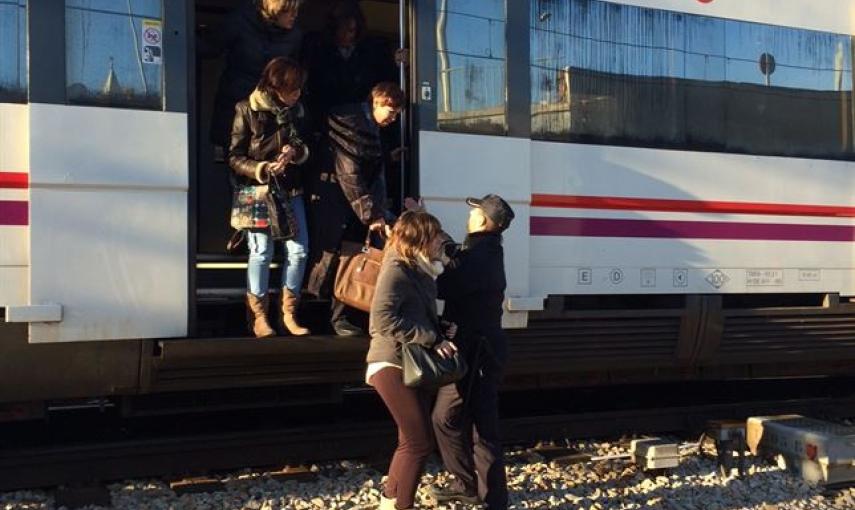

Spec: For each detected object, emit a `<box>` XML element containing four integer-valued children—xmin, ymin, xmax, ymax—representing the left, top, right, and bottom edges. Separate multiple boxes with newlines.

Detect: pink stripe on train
<box><xmin>0</xmin><ymin>200</ymin><xmax>28</xmax><ymax>226</ymax></box>
<box><xmin>530</xmin><ymin>216</ymin><xmax>855</xmax><ymax>242</ymax></box>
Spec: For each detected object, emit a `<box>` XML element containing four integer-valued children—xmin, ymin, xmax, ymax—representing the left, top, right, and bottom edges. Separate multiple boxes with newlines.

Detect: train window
<box><xmin>65</xmin><ymin>0</ymin><xmax>164</xmax><ymax>109</ymax></box>
<box><xmin>436</xmin><ymin>0</ymin><xmax>507</xmax><ymax>135</ymax></box>
<box><xmin>530</xmin><ymin>0</ymin><xmax>855</xmax><ymax>160</ymax></box>
<box><xmin>0</xmin><ymin>0</ymin><xmax>27</xmax><ymax>103</ymax></box>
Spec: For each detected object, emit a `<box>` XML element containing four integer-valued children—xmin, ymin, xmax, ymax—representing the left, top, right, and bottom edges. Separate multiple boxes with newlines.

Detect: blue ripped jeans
<box><xmin>247</xmin><ymin>195</ymin><xmax>309</xmax><ymax>297</ymax></box>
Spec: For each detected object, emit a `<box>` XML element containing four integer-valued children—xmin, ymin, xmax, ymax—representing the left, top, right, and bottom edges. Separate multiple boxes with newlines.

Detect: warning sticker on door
<box><xmin>141</xmin><ymin>19</ymin><xmax>162</xmax><ymax>65</ymax></box>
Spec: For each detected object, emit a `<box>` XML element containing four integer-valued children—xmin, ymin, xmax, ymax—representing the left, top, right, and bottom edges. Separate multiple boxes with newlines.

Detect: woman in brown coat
<box><xmin>366</xmin><ymin>211</ymin><xmax>457</xmax><ymax>510</ymax></box>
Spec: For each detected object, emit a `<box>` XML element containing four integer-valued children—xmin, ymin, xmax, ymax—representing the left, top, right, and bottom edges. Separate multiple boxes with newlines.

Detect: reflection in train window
<box><xmin>0</xmin><ymin>0</ymin><xmax>26</xmax><ymax>103</ymax></box>
<box><xmin>66</xmin><ymin>0</ymin><xmax>163</xmax><ymax>109</ymax></box>
<box><xmin>436</xmin><ymin>0</ymin><xmax>507</xmax><ymax>134</ymax></box>
<box><xmin>530</xmin><ymin>0</ymin><xmax>855</xmax><ymax>160</ymax></box>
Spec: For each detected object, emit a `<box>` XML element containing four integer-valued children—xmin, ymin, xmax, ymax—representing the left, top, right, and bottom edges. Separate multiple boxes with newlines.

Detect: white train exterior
<box><xmin>2</xmin><ymin>0</ymin><xmax>855</xmax><ymax>353</ymax></box>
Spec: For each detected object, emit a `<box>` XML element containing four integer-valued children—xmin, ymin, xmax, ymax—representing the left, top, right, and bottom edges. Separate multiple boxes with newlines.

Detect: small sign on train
<box><xmin>142</xmin><ymin>19</ymin><xmax>163</xmax><ymax>65</ymax></box>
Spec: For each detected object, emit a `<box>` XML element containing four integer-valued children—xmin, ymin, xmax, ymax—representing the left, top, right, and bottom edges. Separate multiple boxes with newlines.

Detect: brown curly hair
<box><xmin>388</xmin><ymin>211</ymin><xmax>443</xmax><ymax>267</ymax></box>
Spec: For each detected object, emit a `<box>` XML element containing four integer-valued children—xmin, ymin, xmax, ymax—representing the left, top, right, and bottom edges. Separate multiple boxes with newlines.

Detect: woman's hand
<box><xmin>443</xmin><ymin>321</ymin><xmax>458</xmax><ymax>340</ymax></box>
<box><xmin>269</xmin><ymin>146</ymin><xmax>296</xmax><ymax>176</ymax></box>
<box><xmin>394</xmin><ymin>48</ymin><xmax>409</xmax><ymax>66</ymax></box>
<box><xmin>369</xmin><ymin>217</ymin><xmax>393</xmax><ymax>238</ymax></box>
<box><xmin>404</xmin><ymin>197</ymin><xmax>424</xmax><ymax>212</ymax></box>
<box><xmin>434</xmin><ymin>339</ymin><xmax>458</xmax><ymax>359</ymax></box>
<box><xmin>390</xmin><ymin>146</ymin><xmax>408</xmax><ymax>163</ymax></box>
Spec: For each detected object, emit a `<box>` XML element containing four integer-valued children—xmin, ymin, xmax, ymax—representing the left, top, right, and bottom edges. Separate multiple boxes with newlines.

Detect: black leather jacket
<box><xmin>323</xmin><ymin>102</ymin><xmax>387</xmax><ymax>224</ymax></box>
<box><xmin>228</xmin><ymin>98</ymin><xmax>308</xmax><ymax>192</ymax></box>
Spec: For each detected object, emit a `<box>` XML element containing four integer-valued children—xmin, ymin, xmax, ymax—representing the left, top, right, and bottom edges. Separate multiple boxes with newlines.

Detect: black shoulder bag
<box><xmin>399</xmin><ymin>266</ymin><xmax>467</xmax><ymax>388</ymax></box>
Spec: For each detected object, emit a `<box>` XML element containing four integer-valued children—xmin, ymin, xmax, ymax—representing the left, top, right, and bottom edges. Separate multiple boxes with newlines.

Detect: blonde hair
<box><xmin>260</xmin><ymin>0</ymin><xmax>302</xmax><ymax>20</ymax></box>
<box><xmin>388</xmin><ymin>211</ymin><xmax>442</xmax><ymax>267</ymax></box>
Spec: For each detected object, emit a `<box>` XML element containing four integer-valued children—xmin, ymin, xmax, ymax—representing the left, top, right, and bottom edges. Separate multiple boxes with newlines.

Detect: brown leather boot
<box><xmin>246</xmin><ymin>293</ymin><xmax>276</xmax><ymax>338</ymax></box>
<box><xmin>280</xmin><ymin>289</ymin><xmax>310</xmax><ymax>336</ymax></box>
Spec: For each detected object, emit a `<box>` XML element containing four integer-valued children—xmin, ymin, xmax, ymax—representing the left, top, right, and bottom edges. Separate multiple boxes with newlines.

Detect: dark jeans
<box><xmin>432</xmin><ymin>363</ymin><xmax>507</xmax><ymax>509</ymax></box>
<box><xmin>372</xmin><ymin>367</ymin><xmax>433</xmax><ymax>509</ymax></box>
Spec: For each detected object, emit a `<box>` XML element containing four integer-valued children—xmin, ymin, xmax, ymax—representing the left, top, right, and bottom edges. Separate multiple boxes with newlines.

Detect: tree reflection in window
<box><xmin>530</xmin><ymin>0</ymin><xmax>855</xmax><ymax>160</ymax></box>
<box><xmin>0</xmin><ymin>0</ymin><xmax>27</xmax><ymax>103</ymax></box>
<box><xmin>436</xmin><ymin>0</ymin><xmax>507</xmax><ymax>134</ymax></box>
<box><xmin>66</xmin><ymin>0</ymin><xmax>163</xmax><ymax>109</ymax></box>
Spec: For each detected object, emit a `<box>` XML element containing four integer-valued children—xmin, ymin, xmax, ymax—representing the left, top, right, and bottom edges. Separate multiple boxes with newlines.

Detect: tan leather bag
<box><xmin>333</xmin><ymin>236</ymin><xmax>384</xmax><ymax>312</ymax></box>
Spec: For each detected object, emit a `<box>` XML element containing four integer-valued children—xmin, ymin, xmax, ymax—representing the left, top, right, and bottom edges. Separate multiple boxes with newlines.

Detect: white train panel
<box><xmin>530</xmin><ymin>140</ymin><xmax>855</xmax><ymax>296</ymax></box>
<box><xmin>29</xmin><ymin>104</ymin><xmax>187</xmax><ymax>190</ymax></box>
<box><xmin>420</xmin><ymin>131</ymin><xmax>855</xmax><ymax>305</ymax></box>
<box><xmin>605</xmin><ymin>0</ymin><xmax>855</xmax><ymax>35</ymax></box>
<box><xmin>419</xmin><ymin>132</ymin><xmax>532</xmax><ymax>327</ymax></box>
<box><xmin>0</xmin><ymin>103</ymin><xmax>29</xmax><ymax>309</ymax></box>
<box><xmin>28</xmin><ymin>106</ymin><xmax>188</xmax><ymax>343</ymax></box>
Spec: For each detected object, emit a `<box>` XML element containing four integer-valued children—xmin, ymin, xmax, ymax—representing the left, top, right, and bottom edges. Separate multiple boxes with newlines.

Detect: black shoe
<box><xmin>429</xmin><ymin>486</ymin><xmax>482</xmax><ymax>505</ymax></box>
<box><xmin>332</xmin><ymin>319</ymin><xmax>364</xmax><ymax>337</ymax></box>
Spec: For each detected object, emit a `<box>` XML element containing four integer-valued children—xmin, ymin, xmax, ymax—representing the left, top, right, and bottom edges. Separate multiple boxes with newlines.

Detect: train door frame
<box><xmin>186</xmin><ymin>0</ymin><xmax>199</xmax><ymax>337</ymax></box>
<box><xmin>186</xmin><ymin>0</ymin><xmax>419</xmax><ymax>337</ymax></box>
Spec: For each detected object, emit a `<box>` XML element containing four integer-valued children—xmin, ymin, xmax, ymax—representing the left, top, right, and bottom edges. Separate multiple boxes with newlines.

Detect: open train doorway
<box><xmin>191</xmin><ymin>0</ymin><xmax>410</xmax><ymax>337</ymax></box>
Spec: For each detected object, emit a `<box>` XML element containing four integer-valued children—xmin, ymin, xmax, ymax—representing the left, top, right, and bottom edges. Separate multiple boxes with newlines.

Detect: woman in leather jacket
<box><xmin>229</xmin><ymin>57</ymin><xmax>311</xmax><ymax>338</ymax></box>
<box><xmin>205</xmin><ymin>0</ymin><xmax>304</xmax><ymax>153</ymax></box>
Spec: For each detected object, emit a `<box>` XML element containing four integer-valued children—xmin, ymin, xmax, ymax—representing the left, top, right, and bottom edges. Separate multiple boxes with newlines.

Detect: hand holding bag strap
<box><xmin>333</xmin><ymin>231</ymin><xmax>384</xmax><ymax>312</ymax></box>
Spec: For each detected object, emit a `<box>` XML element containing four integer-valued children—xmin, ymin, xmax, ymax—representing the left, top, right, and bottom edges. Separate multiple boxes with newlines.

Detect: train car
<box><xmin>2</xmin><ymin>0</ymin><xmax>855</xmax><ymax>421</ymax></box>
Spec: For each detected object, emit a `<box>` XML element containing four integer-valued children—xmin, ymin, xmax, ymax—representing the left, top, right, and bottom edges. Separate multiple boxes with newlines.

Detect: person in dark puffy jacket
<box><xmin>306</xmin><ymin>82</ymin><xmax>405</xmax><ymax>336</ymax></box>
<box><xmin>205</xmin><ymin>0</ymin><xmax>304</xmax><ymax>152</ymax></box>
<box><xmin>229</xmin><ymin>57</ymin><xmax>311</xmax><ymax>338</ymax></box>
<box><xmin>366</xmin><ymin>210</ymin><xmax>458</xmax><ymax>510</ymax></box>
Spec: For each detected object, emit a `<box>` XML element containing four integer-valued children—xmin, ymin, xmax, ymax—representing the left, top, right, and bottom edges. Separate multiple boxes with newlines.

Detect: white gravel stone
<box><xmin>3</xmin><ymin>438</ymin><xmax>855</xmax><ymax>510</ymax></box>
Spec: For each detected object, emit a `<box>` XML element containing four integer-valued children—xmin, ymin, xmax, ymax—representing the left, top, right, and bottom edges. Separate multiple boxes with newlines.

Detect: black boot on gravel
<box><xmin>429</xmin><ymin>485</ymin><xmax>482</xmax><ymax>505</ymax></box>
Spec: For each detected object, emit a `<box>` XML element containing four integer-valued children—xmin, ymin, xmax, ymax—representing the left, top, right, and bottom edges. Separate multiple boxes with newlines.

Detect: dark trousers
<box><xmin>372</xmin><ymin>367</ymin><xmax>433</xmax><ymax>509</ymax></box>
<box><xmin>432</xmin><ymin>365</ymin><xmax>507</xmax><ymax>509</ymax></box>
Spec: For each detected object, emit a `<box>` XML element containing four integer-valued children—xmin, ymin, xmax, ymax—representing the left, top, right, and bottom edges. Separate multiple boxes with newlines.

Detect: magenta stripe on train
<box><xmin>0</xmin><ymin>201</ymin><xmax>28</xmax><ymax>226</ymax></box>
<box><xmin>530</xmin><ymin>216</ymin><xmax>855</xmax><ymax>242</ymax></box>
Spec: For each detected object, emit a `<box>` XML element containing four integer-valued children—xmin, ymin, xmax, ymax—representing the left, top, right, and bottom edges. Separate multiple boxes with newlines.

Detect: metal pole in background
<box><xmin>399</xmin><ymin>0</ymin><xmax>407</xmax><ymax>209</ymax></box>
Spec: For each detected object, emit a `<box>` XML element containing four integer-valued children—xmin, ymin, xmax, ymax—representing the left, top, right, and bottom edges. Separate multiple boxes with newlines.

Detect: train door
<box><xmin>5</xmin><ymin>2</ymin><xmax>190</xmax><ymax>343</ymax></box>
<box><xmin>192</xmin><ymin>0</ymin><xmax>412</xmax><ymax>336</ymax></box>
<box><xmin>411</xmin><ymin>0</ymin><xmax>540</xmax><ymax>328</ymax></box>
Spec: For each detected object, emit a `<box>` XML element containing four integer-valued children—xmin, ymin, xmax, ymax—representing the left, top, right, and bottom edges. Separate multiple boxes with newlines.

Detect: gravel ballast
<box><xmin>2</xmin><ymin>439</ymin><xmax>854</xmax><ymax>510</ymax></box>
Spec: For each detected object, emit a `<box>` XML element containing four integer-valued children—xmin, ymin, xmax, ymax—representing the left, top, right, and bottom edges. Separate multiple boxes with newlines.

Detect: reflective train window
<box><xmin>66</xmin><ymin>0</ymin><xmax>164</xmax><ymax>109</ymax></box>
<box><xmin>436</xmin><ymin>0</ymin><xmax>507</xmax><ymax>134</ymax></box>
<box><xmin>0</xmin><ymin>0</ymin><xmax>26</xmax><ymax>103</ymax></box>
<box><xmin>530</xmin><ymin>0</ymin><xmax>855</xmax><ymax>160</ymax></box>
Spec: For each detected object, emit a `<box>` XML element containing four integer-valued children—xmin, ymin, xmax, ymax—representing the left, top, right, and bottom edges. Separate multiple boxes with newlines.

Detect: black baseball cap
<box><xmin>466</xmin><ymin>194</ymin><xmax>515</xmax><ymax>231</ymax></box>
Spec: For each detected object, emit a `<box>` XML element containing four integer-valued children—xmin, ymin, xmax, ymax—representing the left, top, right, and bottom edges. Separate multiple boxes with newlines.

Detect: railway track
<box><xmin>2</xmin><ymin>378</ymin><xmax>855</xmax><ymax>492</ymax></box>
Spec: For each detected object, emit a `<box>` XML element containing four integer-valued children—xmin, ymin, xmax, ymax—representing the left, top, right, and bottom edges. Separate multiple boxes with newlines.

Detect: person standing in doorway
<box><xmin>306</xmin><ymin>82</ymin><xmax>404</xmax><ymax>336</ymax></box>
<box><xmin>205</xmin><ymin>0</ymin><xmax>305</xmax><ymax>155</ymax></box>
<box><xmin>431</xmin><ymin>194</ymin><xmax>515</xmax><ymax>509</ymax></box>
<box><xmin>228</xmin><ymin>58</ymin><xmax>312</xmax><ymax>338</ymax></box>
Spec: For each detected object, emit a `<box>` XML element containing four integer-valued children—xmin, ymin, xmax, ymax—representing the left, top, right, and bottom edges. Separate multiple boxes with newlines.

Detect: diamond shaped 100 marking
<box><xmin>705</xmin><ymin>270</ymin><xmax>730</xmax><ymax>289</ymax></box>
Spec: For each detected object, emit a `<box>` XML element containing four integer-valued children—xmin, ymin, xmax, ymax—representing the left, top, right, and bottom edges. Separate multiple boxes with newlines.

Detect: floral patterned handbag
<box><xmin>229</xmin><ymin>180</ymin><xmax>297</xmax><ymax>240</ymax></box>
